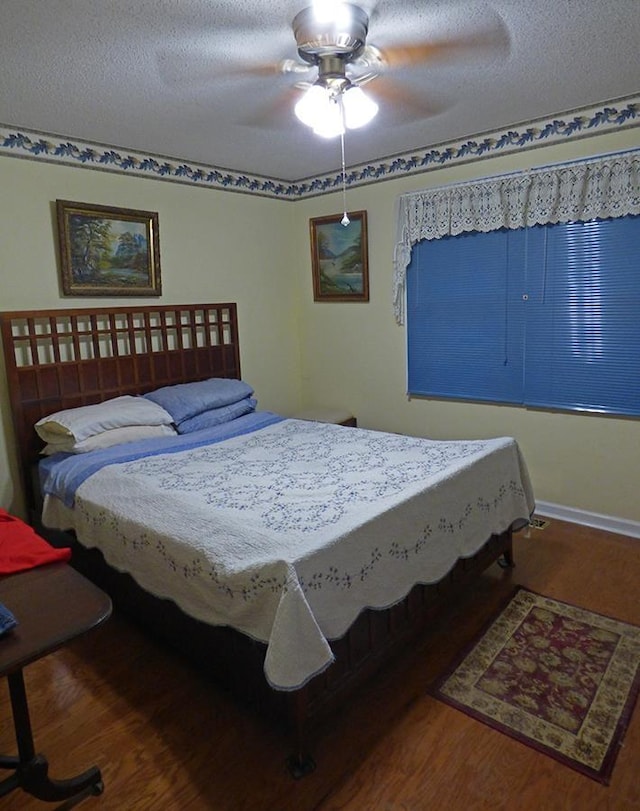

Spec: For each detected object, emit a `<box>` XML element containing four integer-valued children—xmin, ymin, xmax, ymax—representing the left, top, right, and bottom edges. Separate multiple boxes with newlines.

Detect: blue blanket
<box><xmin>40</xmin><ymin>410</ymin><xmax>284</xmax><ymax>508</ymax></box>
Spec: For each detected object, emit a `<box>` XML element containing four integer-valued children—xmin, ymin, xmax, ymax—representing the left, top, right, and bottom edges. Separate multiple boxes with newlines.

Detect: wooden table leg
<box><xmin>0</xmin><ymin>669</ymin><xmax>104</xmax><ymax>802</ymax></box>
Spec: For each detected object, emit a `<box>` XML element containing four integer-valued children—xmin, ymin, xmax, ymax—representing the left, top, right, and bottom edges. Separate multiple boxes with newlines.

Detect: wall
<box><xmin>292</xmin><ymin>128</ymin><xmax>640</xmax><ymax>524</ymax></box>
<box><xmin>1</xmin><ymin>126</ymin><xmax>639</xmax><ymax>525</ymax></box>
<box><xmin>0</xmin><ymin>156</ymin><xmax>300</xmax><ymax>516</ymax></box>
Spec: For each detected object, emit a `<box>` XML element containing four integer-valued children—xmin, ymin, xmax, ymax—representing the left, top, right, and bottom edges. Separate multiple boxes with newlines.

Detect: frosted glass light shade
<box><xmin>342</xmin><ymin>85</ymin><xmax>378</xmax><ymax>129</ymax></box>
<box><xmin>313</xmin><ymin>97</ymin><xmax>345</xmax><ymax>138</ymax></box>
<box><xmin>294</xmin><ymin>82</ymin><xmax>378</xmax><ymax>138</ymax></box>
<box><xmin>295</xmin><ymin>85</ymin><xmax>345</xmax><ymax>138</ymax></box>
<box><xmin>294</xmin><ymin>85</ymin><xmax>330</xmax><ymax>128</ymax></box>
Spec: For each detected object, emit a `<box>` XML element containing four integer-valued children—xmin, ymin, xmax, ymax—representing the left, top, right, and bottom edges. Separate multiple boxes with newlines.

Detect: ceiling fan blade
<box><xmin>155</xmin><ymin>22</ymin><xmax>297</xmax><ymax>88</ymax></box>
<box><xmin>239</xmin><ymin>84</ymin><xmax>308</xmax><ymax>129</ymax></box>
<box><xmin>156</xmin><ymin>51</ymin><xmax>218</xmax><ymax>88</ymax></box>
<box><xmin>219</xmin><ymin>59</ymin><xmax>315</xmax><ymax>80</ymax></box>
<box><xmin>378</xmin><ymin>17</ymin><xmax>510</xmax><ymax>71</ymax></box>
<box><xmin>157</xmin><ymin>48</ymin><xmax>314</xmax><ymax>89</ymax></box>
<box><xmin>368</xmin><ymin>77</ymin><xmax>452</xmax><ymax>122</ymax></box>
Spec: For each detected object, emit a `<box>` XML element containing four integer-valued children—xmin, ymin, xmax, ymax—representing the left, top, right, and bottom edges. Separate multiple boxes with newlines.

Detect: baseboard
<box><xmin>534</xmin><ymin>500</ymin><xmax>640</xmax><ymax>540</ymax></box>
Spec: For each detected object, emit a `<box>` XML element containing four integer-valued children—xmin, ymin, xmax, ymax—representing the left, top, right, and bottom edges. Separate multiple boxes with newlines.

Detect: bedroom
<box><xmin>0</xmin><ymin>1</ymin><xmax>639</xmax><ymax>809</ymax></box>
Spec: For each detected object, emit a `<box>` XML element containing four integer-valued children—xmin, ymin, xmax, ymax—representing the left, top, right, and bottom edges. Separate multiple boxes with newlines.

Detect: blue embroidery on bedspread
<box><xmin>55</xmin><ymin>419</ymin><xmax>530</xmax><ymax>607</ymax></box>
<box><xmin>113</xmin><ymin>419</ymin><xmax>519</xmax><ymax>535</ymax></box>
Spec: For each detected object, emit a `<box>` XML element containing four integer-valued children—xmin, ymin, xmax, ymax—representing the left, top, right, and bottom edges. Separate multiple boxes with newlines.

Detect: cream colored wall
<box><xmin>0</xmin><ymin>156</ymin><xmax>300</xmax><ymax>516</ymax></box>
<box><xmin>2</xmin><ymin>128</ymin><xmax>639</xmax><ymax>524</ymax></box>
<box><xmin>292</xmin><ymin>128</ymin><xmax>640</xmax><ymax>523</ymax></box>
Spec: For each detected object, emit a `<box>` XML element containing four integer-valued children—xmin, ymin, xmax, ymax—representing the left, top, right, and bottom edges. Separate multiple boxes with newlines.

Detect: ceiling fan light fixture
<box><xmin>312</xmin><ymin>97</ymin><xmax>346</xmax><ymax>138</ymax></box>
<box><xmin>294</xmin><ymin>84</ymin><xmax>345</xmax><ymax>137</ymax></box>
<box><xmin>294</xmin><ymin>84</ymin><xmax>330</xmax><ymax>128</ymax></box>
<box><xmin>295</xmin><ymin>82</ymin><xmax>377</xmax><ymax>137</ymax></box>
<box><xmin>341</xmin><ymin>85</ymin><xmax>378</xmax><ymax>129</ymax></box>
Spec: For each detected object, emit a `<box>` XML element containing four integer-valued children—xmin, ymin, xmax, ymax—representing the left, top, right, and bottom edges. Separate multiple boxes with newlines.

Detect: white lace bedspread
<box><xmin>43</xmin><ymin>419</ymin><xmax>534</xmax><ymax>690</ymax></box>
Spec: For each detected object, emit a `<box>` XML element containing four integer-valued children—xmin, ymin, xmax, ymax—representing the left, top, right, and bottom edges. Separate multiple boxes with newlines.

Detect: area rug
<box><xmin>432</xmin><ymin>588</ymin><xmax>640</xmax><ymax>783</ymax></box>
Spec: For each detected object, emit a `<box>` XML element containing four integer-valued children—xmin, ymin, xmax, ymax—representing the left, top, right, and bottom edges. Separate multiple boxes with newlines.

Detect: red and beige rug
<box><xmin>432</xmin><ymin>588</ymin><xmax>640</xmax><ymax>783</ymax></box>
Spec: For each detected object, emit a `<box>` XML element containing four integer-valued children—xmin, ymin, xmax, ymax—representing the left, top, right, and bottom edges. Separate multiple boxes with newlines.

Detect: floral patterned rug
<box><xmin>432</xmin><ymin>588</ymin><xmax>640</xmax><ymax>783</ymax></box>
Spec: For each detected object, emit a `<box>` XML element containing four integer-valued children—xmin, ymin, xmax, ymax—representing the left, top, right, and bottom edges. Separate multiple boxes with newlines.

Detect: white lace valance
<box><xmin>393</xmin><ymin>149</ymin><xmax>640</xmax><ymax>324</ymax></box>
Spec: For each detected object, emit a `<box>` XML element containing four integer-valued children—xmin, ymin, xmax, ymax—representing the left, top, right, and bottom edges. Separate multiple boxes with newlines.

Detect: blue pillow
<box><xmin>144</xmin><ymin>378</ymin><xmax>254</xmax><ymax>424</ymax></box>
<box><xmin>176</xmin><ymin>397</ymin><xmax>257</xmax><ymax>434</ymax></box>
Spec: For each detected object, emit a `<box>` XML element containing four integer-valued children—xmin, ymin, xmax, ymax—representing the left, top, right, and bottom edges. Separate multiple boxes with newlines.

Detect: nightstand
<box><xmin>293</xmin><ymin>408</ymin><xmax>357</xmax><ymax>428</ymax></box>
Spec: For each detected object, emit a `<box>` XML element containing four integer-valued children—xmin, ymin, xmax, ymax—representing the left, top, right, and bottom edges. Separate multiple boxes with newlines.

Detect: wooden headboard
<box><xmin>1</xmin><ymin>303</ymin><xmax>240</xmax><ymax>514</ymax></box>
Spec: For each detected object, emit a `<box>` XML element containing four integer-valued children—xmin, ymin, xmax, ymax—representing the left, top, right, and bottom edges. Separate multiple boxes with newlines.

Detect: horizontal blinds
<box><xmin>407</xmin><ymin>215</ymin><xmax>640</xmax><ymax>417</ymax></box>
<box><xmin>524</xmin><ymin>218</ymin><xmax>640</xmax><ymax>415</ymax></box>
<box><xmin>407</xmin><ymin>229</ymin><xmax>525</xmax><ymax>404</ymax></box>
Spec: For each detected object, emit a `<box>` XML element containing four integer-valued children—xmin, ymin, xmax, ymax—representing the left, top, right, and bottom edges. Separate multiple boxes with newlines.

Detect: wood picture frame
<box><xmin>309</xmin><ymin>210</ymin><xmax>369</xmax><ymax>302</ymax></box>
<box><xmin>56</xmin><ymin>200</ymin><xmax>161</xmax><ymax>296</ymax></box>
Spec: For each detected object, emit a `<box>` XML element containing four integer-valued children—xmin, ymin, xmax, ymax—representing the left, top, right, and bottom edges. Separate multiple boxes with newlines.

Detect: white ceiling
<box><xmin>0</xmin><ymin>1</ymin><xmax>638</xmax><ymax>183</ymax></box>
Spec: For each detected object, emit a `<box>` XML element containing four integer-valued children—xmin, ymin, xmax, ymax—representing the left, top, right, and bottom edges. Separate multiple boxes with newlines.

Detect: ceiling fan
<box><xmin>242</xmin><ymin>1</ymin><xmax>511</xmax><ymax>138</ymax></box>
<box><xmin>157</xmin><ymin>2</ymin><xmax>510</xmax><ymax>138</ymax></box>
<box><xmin>208</xmin><ymin>0</ymin><xmax>509</xmax><ymax>224</ymax></box>
<box><xmin>289</xmin><ymin>3</ymin><xmax>380</xmax><ymax>136</ymax></box>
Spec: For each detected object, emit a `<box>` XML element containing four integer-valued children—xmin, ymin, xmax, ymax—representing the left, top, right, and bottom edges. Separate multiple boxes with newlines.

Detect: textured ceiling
<box><xmin>0</xmin><ymin>0</ymin><xmax>638</xmax><ymax>182</ymax></box>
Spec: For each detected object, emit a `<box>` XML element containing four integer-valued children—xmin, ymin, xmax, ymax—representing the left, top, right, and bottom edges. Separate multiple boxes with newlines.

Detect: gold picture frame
<box><xmin>56</xmin><ymin>200</ymin><xmax>161</xmax><ymax>296</ymax></box>
<box><xmin>309</xmin><ymin>210</ymin><xmax>369</xmax><ymax>302</ymax></box>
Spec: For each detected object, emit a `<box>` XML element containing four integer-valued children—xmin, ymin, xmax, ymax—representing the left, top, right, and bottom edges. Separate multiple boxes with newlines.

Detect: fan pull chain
<box><xmin>340</xmin><ymin>129</ymin><xmax>350</xmax><ymax>227</ymax></box>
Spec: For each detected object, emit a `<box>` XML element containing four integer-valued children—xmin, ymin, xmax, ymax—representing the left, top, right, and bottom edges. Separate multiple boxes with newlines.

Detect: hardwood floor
<box><xmin>1</xmin><ymin>519</ymin><xmax>638</xmax><ymax>810</ymax></box>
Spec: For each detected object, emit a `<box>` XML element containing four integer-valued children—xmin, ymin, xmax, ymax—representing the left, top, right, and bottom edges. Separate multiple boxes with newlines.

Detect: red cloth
<box><xmin>0</xmin><ymin>509</ymin><xmax>71</xmax><ymax>574</ymax></box>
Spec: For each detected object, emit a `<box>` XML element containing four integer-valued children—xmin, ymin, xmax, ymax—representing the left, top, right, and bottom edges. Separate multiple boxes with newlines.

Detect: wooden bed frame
<box><xmin>0</xmin><ymin>303</ymin><xmax>514</xmax><ymax>776</ymax></box>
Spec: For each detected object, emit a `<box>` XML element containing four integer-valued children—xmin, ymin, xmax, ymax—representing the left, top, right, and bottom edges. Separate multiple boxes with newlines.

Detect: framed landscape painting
<box><xmin>56</xmin><ymin>200</ymin><xmax>161</xmax><ymax>296</ymax></box>
<box><xmin>309</xmin><ymin>210</ymin><xmax>369</xmax><ymax>302</ymax></box>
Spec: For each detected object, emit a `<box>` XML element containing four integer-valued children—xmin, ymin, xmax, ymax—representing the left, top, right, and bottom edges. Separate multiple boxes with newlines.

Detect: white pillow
<box><xmin>41</xmin><ymin>423</ymin><xmax>177</xmax><ymax>455</ymax></box>
<box><xmin>35</xmin><ymin>395</ymin><xmax>174</xmax><ymax>444</ymax></box>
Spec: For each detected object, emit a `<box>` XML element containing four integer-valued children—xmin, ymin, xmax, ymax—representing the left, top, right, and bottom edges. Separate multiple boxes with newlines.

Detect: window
<box><xmin>406</xmin><ymin>215</ymin><xmax>640</xmax><ymax>417</ymax></box>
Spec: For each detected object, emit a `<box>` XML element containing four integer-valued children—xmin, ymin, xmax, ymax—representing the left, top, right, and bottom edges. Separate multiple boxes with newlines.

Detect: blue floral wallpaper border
<box><xmin>1</xmin><ymin>95</ymin><xmax>638</xmax><ymax>200</ymax></box>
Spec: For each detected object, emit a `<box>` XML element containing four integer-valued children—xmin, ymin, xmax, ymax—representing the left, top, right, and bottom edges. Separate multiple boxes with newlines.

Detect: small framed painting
<box><xmin>56</xmin><ymin>200</ymin><xmax>161</xmax><ymax>296</ymax></box>
<box><xmin>309</xmin><ymin>210</ymin><xmax>369</xmax><ymax>302</ymax></box>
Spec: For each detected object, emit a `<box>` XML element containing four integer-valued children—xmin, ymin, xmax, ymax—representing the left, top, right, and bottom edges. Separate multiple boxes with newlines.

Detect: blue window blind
<box><xmin>406</xmin><ymin>215</ymin><xmax>640</xmax><ymax>417</ymax></box>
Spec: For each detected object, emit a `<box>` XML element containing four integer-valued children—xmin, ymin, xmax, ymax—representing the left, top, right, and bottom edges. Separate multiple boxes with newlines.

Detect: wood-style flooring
<box><xmin>0</xmin><ymin>519</ymin><xmax>638</xmax><ymax>810</ymax></box>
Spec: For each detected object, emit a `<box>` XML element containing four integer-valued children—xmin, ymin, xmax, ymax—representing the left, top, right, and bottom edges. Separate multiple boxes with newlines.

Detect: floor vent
<box><xmin>529</xmin><ymin>517</ymin><xmax>550</xmax><ymax>530</ymax></box>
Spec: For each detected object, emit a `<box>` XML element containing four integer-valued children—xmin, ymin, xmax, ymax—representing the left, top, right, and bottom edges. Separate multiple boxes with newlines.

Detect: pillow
<box><xmin>41</xmin><ymin>424</ymin><xmax>177</xmax><ymax>455</ymax></box>
<box><xmin>35</xmin><ymin>395</ymin><xmax>174</xmax><ymax>445</ymax></box>
<box><xmin>176</xmin><ymin>397</ymin><xmax>257</xmax><ymax>434</ymax></box>
<box><xmin>143</xmin><ymin>378</ymin><xmax>254</xmax><ymax>424</ymax></box>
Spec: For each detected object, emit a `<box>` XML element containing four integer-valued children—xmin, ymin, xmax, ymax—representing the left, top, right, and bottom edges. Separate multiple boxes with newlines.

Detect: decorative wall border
<box><xmin>1</xmin><ymin>95</ymin><xmax>638</xmax><ymax>200</ymax></box>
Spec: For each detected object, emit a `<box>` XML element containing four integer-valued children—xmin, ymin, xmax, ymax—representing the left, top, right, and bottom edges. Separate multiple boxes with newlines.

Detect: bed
<box><xmin>0</xmin><ymin>303</ymin><xmax>534</xmax><ymax>775</ymax></box>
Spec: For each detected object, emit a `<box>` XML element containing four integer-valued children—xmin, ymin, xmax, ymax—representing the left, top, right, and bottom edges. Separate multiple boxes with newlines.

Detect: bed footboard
<box><xmin>60</xmin><ymin>526</ymin><xmax>513</xmax><ymax>775</ymax></box>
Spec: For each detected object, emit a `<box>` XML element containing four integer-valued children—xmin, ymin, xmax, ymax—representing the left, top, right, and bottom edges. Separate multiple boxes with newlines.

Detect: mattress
<box><xmin>41</xmin><ymin>415</ymin><xmax>535</xmax><ymax>690</ymax></box>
